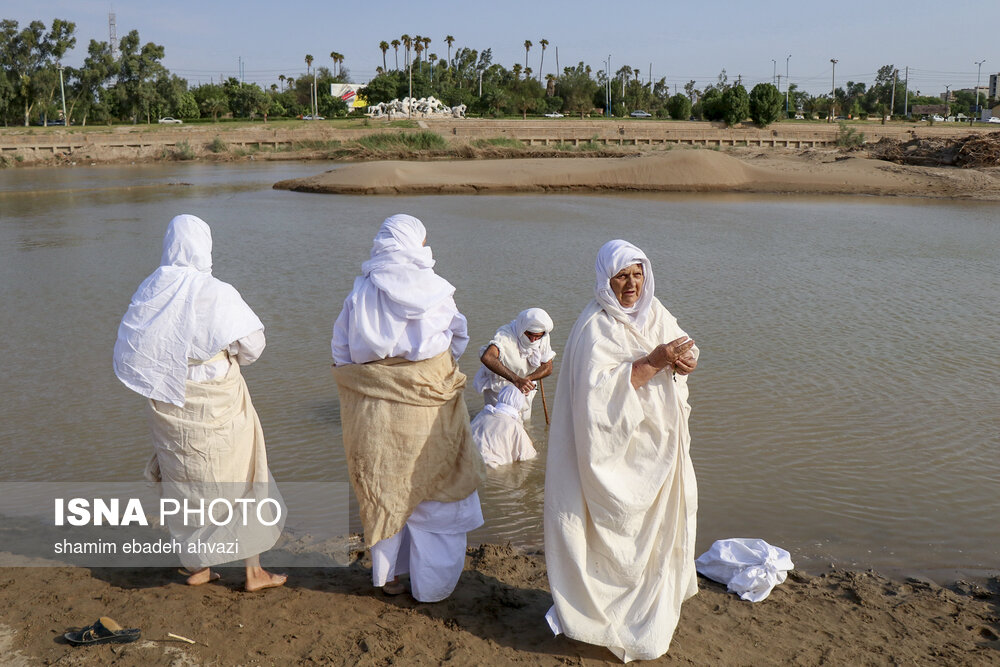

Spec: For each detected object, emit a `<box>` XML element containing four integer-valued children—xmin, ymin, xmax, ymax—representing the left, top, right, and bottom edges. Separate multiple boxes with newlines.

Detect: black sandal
<box><xmin>64</xmin><ymin>617</ymin><xmax>141</xmax><ymax>646</ymax></box>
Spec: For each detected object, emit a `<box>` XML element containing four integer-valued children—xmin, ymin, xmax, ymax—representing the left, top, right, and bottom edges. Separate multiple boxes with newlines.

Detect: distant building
<box><xmin>912</xmin><ymin>104</ymin><xmax>946</xmax><ymax>115</ymax></box>
<box><xmin>990</xmin><ymin>73</ymin><xmax>1000</xmax><ymax>100</ymax></box>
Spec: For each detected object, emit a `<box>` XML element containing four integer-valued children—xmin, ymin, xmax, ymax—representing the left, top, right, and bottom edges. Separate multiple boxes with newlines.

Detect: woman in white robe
<box><xmin>470</xmin><ymin>385</ymin><xmax>537</xmax><ymax>468</ymax></box>
<box><xmin>331</xmin><ymin>213</ymin><xmax>484</xmax><ymax>602</ymax></box>
<box><xmin>543</xmin><ymin>239</ymin><xmax>699</xmax><ymax>662</ymax></box>
<box><xmin>113</xmin><ymin>214</ymin><xmax>286</xmax><ymax>592</ymax></box>
<box><xmin>472</xmin><ymin>308</ymin><xmax>556</xmax><ymax>421</ymax></box>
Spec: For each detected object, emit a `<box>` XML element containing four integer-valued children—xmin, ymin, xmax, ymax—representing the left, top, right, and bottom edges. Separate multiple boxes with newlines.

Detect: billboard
<box><xmin>330</xmin><ymin>84</ymin><xmax>367</xmax><ymax>111</ymax></box>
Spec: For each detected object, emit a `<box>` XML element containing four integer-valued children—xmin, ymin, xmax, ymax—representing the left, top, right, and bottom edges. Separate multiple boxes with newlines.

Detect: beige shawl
<box><xmin>332</xmin><ymin>350</ymin><xmax>485</xmax><ymax>546</ymax></box>
<box><xmin>145</xmin><ymin>358</ymin><xmax>282</xmax><ymax>568</ymax></box>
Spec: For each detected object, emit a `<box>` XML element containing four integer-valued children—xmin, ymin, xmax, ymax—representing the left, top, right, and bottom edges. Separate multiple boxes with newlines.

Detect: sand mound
<box><xmin>273</xmin><ymin>149</ymin><xmax>1000</xmax><ymax>199</ymax></box>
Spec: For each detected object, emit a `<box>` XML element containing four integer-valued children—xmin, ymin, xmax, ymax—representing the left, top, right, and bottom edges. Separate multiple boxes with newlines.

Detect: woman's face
<box><xmin>610</xmin><ymin>263</ymin><xmax>644</xmax><ymax>308</ymax></box>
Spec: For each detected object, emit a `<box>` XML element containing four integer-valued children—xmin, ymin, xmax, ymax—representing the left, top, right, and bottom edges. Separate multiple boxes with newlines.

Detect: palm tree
<box><xmin>634</xmin><ymin>67</ymin><xmax>640</xmax><ymax>83</ymax></box>
<box><xmin>422</xmin><ymin>36</ymin><xmax>431</xmax><ymax>62</ymax></box>
<box><xmin>401</xmin><ymin>34</ymin><xmax>412</xmax><ymax>69</ymax></box>
<box><xmin>414</xmin><ymin>39</ymin><xmax>424</xmax><ymax>72</ymax></box>
<box><xmin>429</xmin><ymin>53</ymin><xmax>438</xmax><ymax>82</ymax></box>
<box><xmin>444</xmin><ymin>35</ymin><xmax>455</xmax><ymax>69</ymax></box>
<box><xmin>391</xmin><ymin>39</ymin><xmax>400</xmax><ymax>70</ymax></box>
<box><xmin>334</xmin><ymin>52</ymin><xmax>345</xmax><ymax>78</ymax></box>
<box><xmin>379</xmin><ymin>41</ymin><xmax>389</xmax><ymax>73</ymax></box>
<box><xmin>525</xmin><ymin>67</ymin><xmax>533</xmax><ymax>80</ymax></box>
<box><xmin>523</xmin><ymin>40</ymin><xmax>532</xmax><ymax>70</ymax></box>
<box><xmin>538</xmin><ymin>39</ymin><xmax>548</xmax><ymax>82</ymax></box>
<box><xmin>330</xmin><ymin>51</ymin><xmax>338</xmax><ymax>77</ymax></box>
<box><xmin>278</xmin><ymin>74</ymin><xmax>286</xmax><ymax>92</ymax></box>
<box><xmin>512</xmin><ymin>63</ymin><xmax>523</xmax><ymax>80</ymax></box>
<box><xmin>304</xmin><ymin>54</ymin><xmax>314</xmax><ymax>117</ymax></box>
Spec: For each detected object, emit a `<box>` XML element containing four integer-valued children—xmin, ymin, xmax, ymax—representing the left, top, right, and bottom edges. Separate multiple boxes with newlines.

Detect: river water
<box><xmin>1</xmin><ymin>161</ymin><xmax>997</xmax><ymax>582</ymax></box>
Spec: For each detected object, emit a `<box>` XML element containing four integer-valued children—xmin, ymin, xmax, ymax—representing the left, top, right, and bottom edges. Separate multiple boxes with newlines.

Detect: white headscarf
<box><xmin>484</xmin><ymin>384</ymin><xmax>527</xmax><ymax>420</ymax></box>
<box><xmin>511</xmin><ymin>307</ymin><xmax>555</xmax><ymax>367</ymax></box>
<box><xmin>594</xmin><ymin>239</ymin><xmax>655</xmax><ymax>330</ymax></box>
<box><xmin>113</xmin><ymin>214</ymin><xmax>264</xmax><ymax>407</ymax></box>
<box><xmin>333</xmin><ymin>214</ymin><xmax>466</xmax><ymax>364</ymax></box>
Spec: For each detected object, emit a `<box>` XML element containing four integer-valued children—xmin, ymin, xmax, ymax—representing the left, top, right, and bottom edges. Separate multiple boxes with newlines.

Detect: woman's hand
<box><xmin>647</xmin><ymin>337</ymin><xmax>695</xmax><ymax>371</ymax></box>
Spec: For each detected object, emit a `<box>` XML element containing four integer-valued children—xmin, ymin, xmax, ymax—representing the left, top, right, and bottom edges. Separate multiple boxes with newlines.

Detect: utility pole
<box><xmin>57</xmin><ymin>64</ymin><xmax>67</xmax><ymax>124</ymax></box>
<box><xmin>889</xmin><ymin>69</ymin><xmax>897</xmax><ymax>118</ymax></box>
<box><xmin>771</xmin><ymin>59</ymin><xmax>776</xmax><ymax>86</ymax></box>
<box><xmin>944</xmin><ymin>84</ymin><xmax>951</xmax><ymax>117</ymax></box>
<box><xmin>975</xmin><ymin>59</ymin><xmax>986</xmax><ymax>117</ymax></box>
<box><xmin>829</xmin><ymin>59</ymin><xmax>838</xmax><ymax>121</ymax></box>
<box><xmin>904</xmin><ymin>66</ymin><xmax>909</xmax><ymax>117</ymax></box>
<box><xmin>785</xmin><ymin>54</ymin><xmax>791</xmax><ymax>116</ymax></box>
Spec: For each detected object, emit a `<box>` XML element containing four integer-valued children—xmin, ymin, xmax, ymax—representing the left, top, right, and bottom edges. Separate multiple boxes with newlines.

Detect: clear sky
<box><xmin>4</xmin><ymin>0</ymin><xmax>998</xmax><ymax>97</ymax></box>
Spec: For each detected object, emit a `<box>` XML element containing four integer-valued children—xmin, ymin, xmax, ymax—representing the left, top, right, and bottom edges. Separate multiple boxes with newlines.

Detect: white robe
<box><xmin>470</xmin><ymin>404</ymin><xmax>537</xmax><ymax>468</ymax></box>
<box><xmin>543</xmin><ymin>297</ymin><xmax>699</xmax><ymax>663</ymax></box>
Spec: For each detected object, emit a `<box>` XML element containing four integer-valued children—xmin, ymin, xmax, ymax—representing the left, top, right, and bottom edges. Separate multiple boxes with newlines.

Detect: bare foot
<box><xmin>245</xmin><ymin>569</ymin><xmax>287</xmax><ymax>592</ymax></box>
<box><xmin>181</xmin><ymin>568</ymin><xmax>221</xmax><ymax>586</ymax></box>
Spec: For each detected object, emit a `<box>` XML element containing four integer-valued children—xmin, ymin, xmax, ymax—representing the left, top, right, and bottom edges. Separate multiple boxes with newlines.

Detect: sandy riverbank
<box><xmin>274</xmin><ymin>147</ymin><xmax>1000</xmax><ymax>200</ymax></box>
<box><xmin>0</xmin><ymin>544</ymin><xmax>997</xmax><ymax>665</ymax></box>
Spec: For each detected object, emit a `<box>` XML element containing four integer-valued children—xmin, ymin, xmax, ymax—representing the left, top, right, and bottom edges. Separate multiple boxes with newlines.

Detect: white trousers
<box><xmin>370</xmin><ymin>490</ymin><xmax>483</xmax><ymax>602</ymax></box>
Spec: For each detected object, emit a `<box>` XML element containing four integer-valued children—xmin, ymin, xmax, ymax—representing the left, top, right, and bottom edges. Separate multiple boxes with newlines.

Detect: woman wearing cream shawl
<box><xmin>543</xmin><ymin>239</ymin><xmax>699</xmax><ymax>662</ymax></box>
<box><xmin>473</xmin><ymin>308</ymin><xmax>555</xmax><ymax>421</ymax></box>
<box><xmin>113</xmin><ymin>214</ymin><xmax>286</xmax><ymax>592</ymax></box>
<box><xmin>331</xmin><ymin>214</ymin><xmax>484</xmax><ymax>602</ymax></box>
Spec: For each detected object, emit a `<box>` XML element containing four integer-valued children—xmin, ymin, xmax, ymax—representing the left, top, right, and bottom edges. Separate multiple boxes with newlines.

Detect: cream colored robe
<box><xmin>543</xmin><ymin>298</ymin><xmax>698</xmax><ymax>663</ymax></box>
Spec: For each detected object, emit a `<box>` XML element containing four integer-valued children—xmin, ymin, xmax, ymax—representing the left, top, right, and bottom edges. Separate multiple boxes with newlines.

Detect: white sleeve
<box><xmin>331</xmin><ymin>300</ymin><xmax>353</xmax><ymax>366</ymax></box>
<box><xmin>228</xmin><ymin>328</ymin><xmax>266</xmax><ymax>365</ymax></box>
<box><xmin>449</xmin><ymin>310</ymin><xmax>470</xmax><ymax>360</ymax></box>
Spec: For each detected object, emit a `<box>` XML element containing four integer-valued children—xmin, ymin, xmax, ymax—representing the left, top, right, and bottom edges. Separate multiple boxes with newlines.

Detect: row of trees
<box><xmin>0</xmin><ymin>18</ymin><xmax>349</xmax><ymax>126</ymax></box>
<box><xmin>3</xmin><ymin>19</ymin><xmax>995</xmax><ymax>128</ymax></box>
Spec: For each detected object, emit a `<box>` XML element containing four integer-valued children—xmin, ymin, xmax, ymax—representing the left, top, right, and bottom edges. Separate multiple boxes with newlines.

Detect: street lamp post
<box><xmin>944</xmin><ymin>84</ymin><xmax>951</xmax><ymax>118</ymax></box>
<box><xmin>785</xmin><ymin>54</ymin><xmax>791</xmax><ymax>116</ymax></box>
<box><xmin>57</xmin><ymin>64</ymin><xmax>67</xmax><ymax>125</ymax></box>
<box><xmin>975</xmin><ymin>59</ymin><xmax>986</xmax><ymax>117</ymax></box>
<box><xmin>830</xmin><ymin>59</ymin><xmax>838</xmax><ymax>122</ymax></box>
<box><xmin>771</xmin><ymin>59</ymin><xmax>776</xmax><ymax>86</ymax></box>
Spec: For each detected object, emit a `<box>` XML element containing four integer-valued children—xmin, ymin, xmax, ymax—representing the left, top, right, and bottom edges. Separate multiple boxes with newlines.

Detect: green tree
<box><xmin>2</xmin><ymin>19</ymin><xmax>77</xmax><ymax>126</ymax></box>
<box><xmin>666</xmin><ymin>92</ymin><xmax>691</xmax><ymax>120</ymax></box>
<box><xmin>721</xmin><ymin>84</ymin><xmax>749</xmax><ymax>126</ymax></box>
<box><xmin>557</xmin><ymin>62</ymin><xmax>599</xmax><ymax>119</ymax></box>
<box><xmin>113</xmin><ymin>29</ymin><xmax>166</xmax><ymax>123</ymax></box>
<box><xmin>748</xmin><ymin>82</ymin><xmax>782</xmax><ymax>126</ymax></box>
<box><xmin>444</xmin><ymin>35</ymin><xmax>455</xmax><ymax>69</ymax></box>
<box><xmin>67</xmin><ymin>39</ymin><xmax>118</xmax><ymax>125</ymax></box>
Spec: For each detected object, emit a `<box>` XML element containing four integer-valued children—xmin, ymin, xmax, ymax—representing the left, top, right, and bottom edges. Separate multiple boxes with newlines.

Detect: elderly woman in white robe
<box><xmin>113</xmin><ymin>214</ymin><xmax>286</xmax><ymax>592</ymax></box>
<box><xmin>543</xmin><ymin>239</ymin><xmax>699</xmax><ymax>662</ymax></box>
<box><xmin>470</xmin><ymin>385</ymin><xmax>537</xmax><ymax>469</ymax></box>
<box><xmin>472</xmin><ymin>307</ymin><xmax>555</xmax><ymax>421</ymax></box>
<box><xmin>331</xmin><ymin>213</ymin><xmax>485</xmax><ymax>602</ymax></box>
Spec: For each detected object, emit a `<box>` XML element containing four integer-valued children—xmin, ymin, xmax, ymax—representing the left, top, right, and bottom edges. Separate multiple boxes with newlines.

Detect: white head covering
<box><xmin>511</xmin><ymin>307</ymin><xmax>554</xmax><ymax>367</ymax></box>
<box><xmin>486</xmin><ymin>384</ymin><xmax>527</xmax><ymax>420</ymax></box>
<box><xmin>594</xmin><ymin>239</ymin><xmax>655</xmax><ymax>330</ymax></box>
<box><xmin>336</xmin><ymin>214</ymin><xmax>463</xmax><ymax>363</ymax></box>
<box><xmin>113</xmin><ymin>214</ymin><xmax>263</xmax><ymax>407</ymax></box>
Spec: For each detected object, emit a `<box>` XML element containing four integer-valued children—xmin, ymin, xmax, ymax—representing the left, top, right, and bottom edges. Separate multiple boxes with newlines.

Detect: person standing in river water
<box><xmin>473</xmin><ymin>308</ymin><xmax>556</xmax><ymax>421</ymax></box>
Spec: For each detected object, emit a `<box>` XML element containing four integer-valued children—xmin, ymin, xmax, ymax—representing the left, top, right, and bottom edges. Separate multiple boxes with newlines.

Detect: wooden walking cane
<box><xmin>539</xmin><ymin>378</ymin><xmax>550</xmax><ymax>425</ymax></box>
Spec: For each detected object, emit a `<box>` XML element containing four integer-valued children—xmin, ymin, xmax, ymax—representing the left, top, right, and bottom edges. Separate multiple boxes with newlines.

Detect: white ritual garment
<box><xmin>332</xmin><ymin>214</ymin><xmax>482</xmax><ymax>600</ymax></box>
<box><xmin>543</xmin><ymin>242</ymin><xmax>698</xmax><ymax>662</ymax></box>
<box><xmin>114</xmin><ymin>214</ymin><xmax>264</xmax><ymax>406</ymax></box>
<box><xmin>472</xmin><ymin>308</ymin><xmax>555</xmax><ymax>421</ymax></box>
<box><xmin>331</xmin><ymin>214</ymin><xmax>468</xmax><ymax>366</ymax></box>
<box><xmin>470</xmin><ymin>386</ymin><xmax>537</xmax><ymax>468</ymax></box>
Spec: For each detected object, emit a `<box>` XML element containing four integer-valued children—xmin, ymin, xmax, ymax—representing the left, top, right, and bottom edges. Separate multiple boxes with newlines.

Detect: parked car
<box><xmin>543</xmin><ymin>112</ymin><xmax>564</xmax><ymax>118</ymax></box>
<box><xmin>630</xmin><ymin>110</ymin><xmax>652</xmax><ymax>118</ymax></box>
<box><xmin>931</xmin><ymin>115</ymin><xmax>945</xmax><ymax>122</ymax></box>
<box><xmin>299</xmin><ymin>115</ymin><xmax>325</xmax><ymax>120</ymax></box>
<box><xmin>157</xmin><ymin>117</ymin><xmax>183</xmax><ymax>124</ymax></box>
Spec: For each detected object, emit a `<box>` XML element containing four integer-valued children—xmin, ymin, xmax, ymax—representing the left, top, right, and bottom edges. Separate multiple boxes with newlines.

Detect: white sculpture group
<box><xmin>367</xmin><ymin>97</ymin><xmax>466</xmax><ymax>119</ymax></box>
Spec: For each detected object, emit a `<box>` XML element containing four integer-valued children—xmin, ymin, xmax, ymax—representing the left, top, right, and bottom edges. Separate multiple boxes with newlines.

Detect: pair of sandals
<box><xmin>64</xmin><ymin>617</ymin><xmax>140</xmax><ymax>646</ymax></box>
